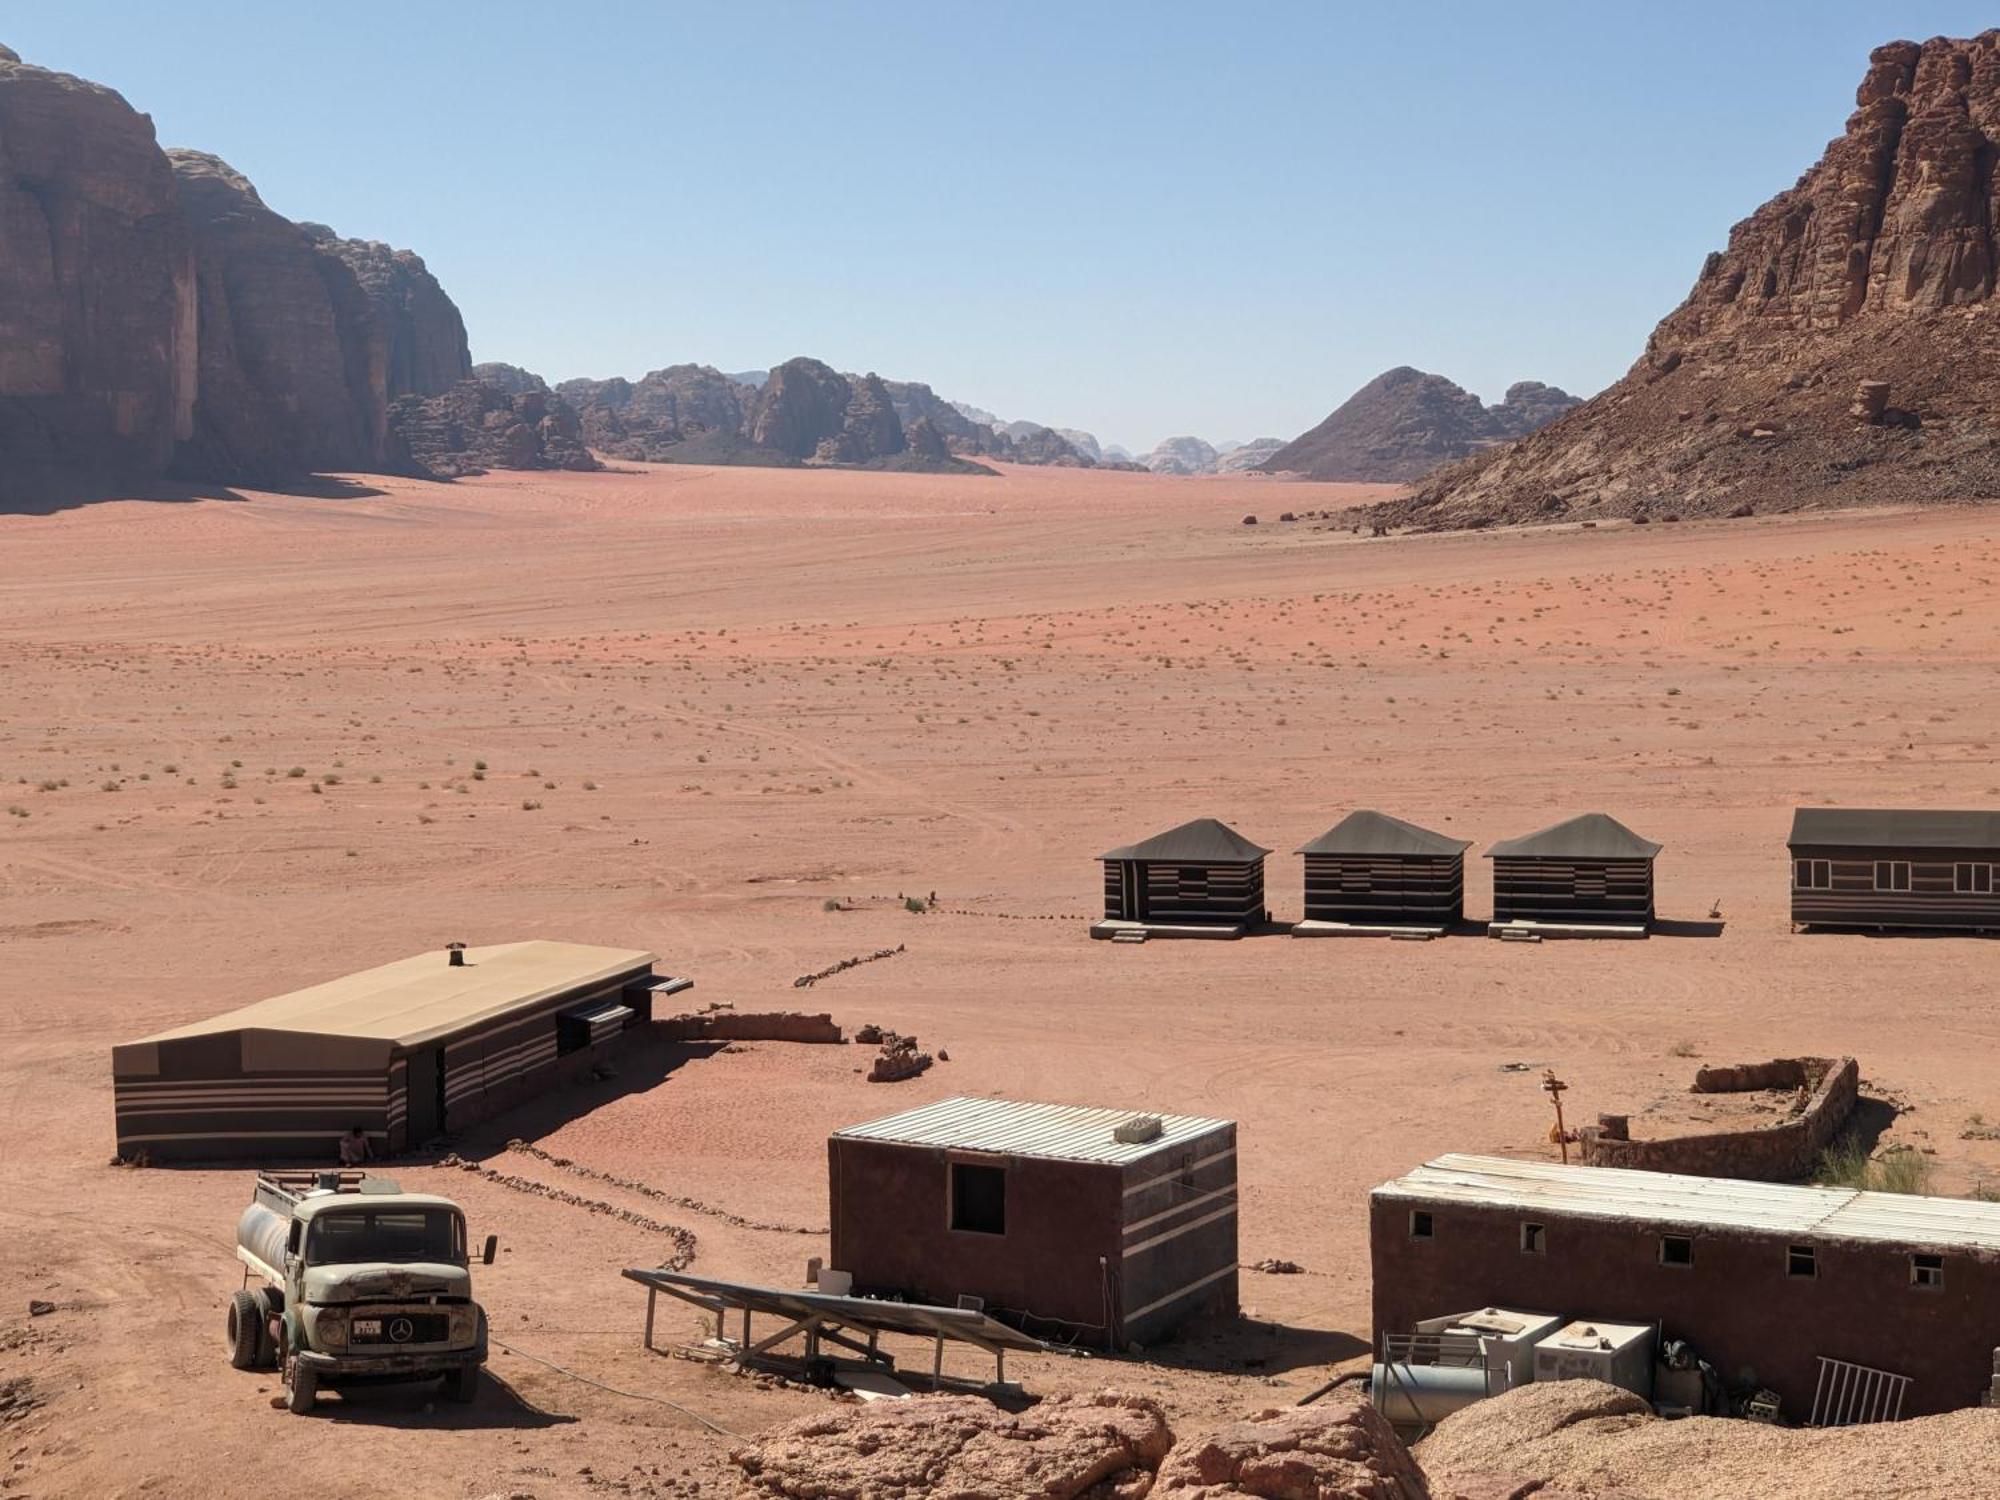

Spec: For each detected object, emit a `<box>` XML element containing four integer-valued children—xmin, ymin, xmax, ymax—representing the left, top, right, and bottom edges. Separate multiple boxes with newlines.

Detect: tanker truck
<box><xmin>227</xmin><ymin>1170</ymin><xmax>496</xmax><ymax>1414</ymax></box>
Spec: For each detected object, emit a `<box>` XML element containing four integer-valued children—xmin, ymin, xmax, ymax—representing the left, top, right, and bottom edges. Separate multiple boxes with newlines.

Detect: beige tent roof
<box><xmin>122</xmin><ymin>941</ymin><xmax>655</xmax><ymax>1064</ymax></box>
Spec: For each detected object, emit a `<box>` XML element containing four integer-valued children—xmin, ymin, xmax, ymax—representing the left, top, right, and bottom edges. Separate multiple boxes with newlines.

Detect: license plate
<box><xmin>352</xmin><ymin>1319</ymin><xmax>382</xmax><ymax>1337</ymax></box>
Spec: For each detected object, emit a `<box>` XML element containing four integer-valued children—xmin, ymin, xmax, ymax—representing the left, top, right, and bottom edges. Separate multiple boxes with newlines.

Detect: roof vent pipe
<box><xmin>447</xmin><ymin>942</ymin><xmax>467</xmax><ymax>967</ymax></box>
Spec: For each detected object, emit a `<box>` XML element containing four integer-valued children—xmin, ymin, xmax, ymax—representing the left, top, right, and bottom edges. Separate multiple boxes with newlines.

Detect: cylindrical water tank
<box><xmin>1370</xmin><ymin>1361</ymin><xmax>1489</xmax><ymax>1427</ymax></box>
<box><xmin>238</xmin><ymin>1201</ymin><xmax>291</xmax><ymax>1275</ymax></box>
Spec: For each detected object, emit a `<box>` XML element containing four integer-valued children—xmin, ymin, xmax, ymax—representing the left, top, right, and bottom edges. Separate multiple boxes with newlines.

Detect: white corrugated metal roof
<box><xmin>1375</xmin><ymin>1154</ymin><xmax>2000</xmax><ymax>1253</ymax></box>
<box><xmin>833</xmin><ymin>1096</ymin><xmax>1232</xmax><ymax>1165</ymax></box>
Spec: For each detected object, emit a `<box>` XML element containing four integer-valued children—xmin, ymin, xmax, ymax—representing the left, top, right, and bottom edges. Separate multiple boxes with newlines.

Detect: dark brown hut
<box><xmin>1487</xmin><ymin>813</ymin><xmax>1660</xmax><ymax>933</ymax></box>
<box><xmin>1094</xmin><ymin>818</ymin><xmax>1270</xmax><ymax>939</ymax></box>
<box><xmin>1294</xmin><ymin>810</ymin><xmax>1470</xmax><ymax>935</ymax></box>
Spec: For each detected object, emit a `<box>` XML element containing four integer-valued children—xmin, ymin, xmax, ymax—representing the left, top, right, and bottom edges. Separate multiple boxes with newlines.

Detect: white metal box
<box><xmin>1533</xmin><ymin>1318</ymin><xmax>1655</xmax><ymax>1397</ymax></box>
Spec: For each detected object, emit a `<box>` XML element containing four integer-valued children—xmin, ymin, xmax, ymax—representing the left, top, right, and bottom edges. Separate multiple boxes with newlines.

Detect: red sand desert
<box><xmin>6</xmin><ymin>461</ymin><xmax>2000</xmax><ymax>1496</ymax></box>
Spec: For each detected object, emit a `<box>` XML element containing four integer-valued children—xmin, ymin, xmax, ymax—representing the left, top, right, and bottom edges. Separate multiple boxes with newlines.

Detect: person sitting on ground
<box><xmin>338</xmin><ymin>1125</ymin><xmax>373</xmax><ymax>1167</ymax></box>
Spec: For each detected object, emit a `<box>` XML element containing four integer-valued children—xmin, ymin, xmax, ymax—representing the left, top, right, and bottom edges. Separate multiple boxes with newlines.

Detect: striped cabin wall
<box><xmin>1491</xmin><ymin>857</ymin><xmax>1654</xmax><ymax>924</ymax></box>
<box><xmin>1104</xmin><ymin>860</ymin><xmax>1265</xmax><ymax>925</ymax></box>
<box><xmin>113</xmin><ymin>1029</ymin><xmax>391</xmax><ymax>1163</ymax></box>
<box><xmin>1117</xmin><ymin>1126</ymin><xmax>1239</xmax><ymax>1345</ymax></box>
<box><xmin>434</xmin><ymin>974</ymin><xmax>641</xmax><ymax>1133</ymax></box>
<box><xmin>1790</xmin><ymin>848</ymin><xmax>2000</xmax><ymax>931</ymax></box>
<box><xmin>1300</xmin><ymin>854</ymin><xmax>1464</xmax><ymax>925</ymax></box>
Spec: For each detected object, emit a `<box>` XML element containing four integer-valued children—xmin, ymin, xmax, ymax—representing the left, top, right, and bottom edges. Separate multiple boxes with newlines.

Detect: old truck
<box><xmin>227</xmin><ymin>1170</ymin><xmax>495</xmax><ymax>1414</ymax></box>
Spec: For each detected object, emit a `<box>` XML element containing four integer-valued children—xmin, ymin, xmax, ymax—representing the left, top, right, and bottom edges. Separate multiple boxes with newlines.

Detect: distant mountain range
<box><xmin>1258</xmin><ymin>369</ymin><xmax>1582</xmax><ymax>482</ymax></box>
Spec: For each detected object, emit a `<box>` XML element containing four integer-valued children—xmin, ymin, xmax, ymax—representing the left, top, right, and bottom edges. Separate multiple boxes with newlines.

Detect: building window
<box><xmin>1177</xmin><ymin>1152</ymin><xmax>1195</xmax><ymax>1191</ymax></box>
<box><xmin>1409</xmin><ymin>1210</ymin><xmax>1434</xmax><ymax>1240</ymax></box>
<box><xmin>1520</xmin><ymin>1222</ymin><xmax>1546</xmax><ymax>1255</ymax></box>
<box><xmin>1874</xmin><ymin>861</ymin><xmax>1911</xmax><ymax>893</ymax></box>
<box><xmin>1176</xmin><ymin>867</ymin><xmax>1209</xmax><ymax>901</ymax></box>
<box><xmin>1956</xmin><ymin>863</ymin><xmax>1995</xmax><ymax>895</ymax></box>
<box><xmin>1794</xmin><ymin>859</ymin><xmax>1831</xmax><ymax>891</ymax></box>
<box><xmin>1659</xmin><ymin>1235</ymin><xmax>1694</xmax><ymax>1268</ymax></box>
<box><xmin>1575</xmin><ymin>870</ymin><xmax>1607</xmax><ymax>898</ymax></box>
<box><xmin>1911</xmin><ymin>1253</ymin><xmax>1944</xmax><ymax>1290</ymax></box>
<box><xmin>1787</xmin><ymin>1245</ymin><xmax>1817</xmax><ymax>1278</ymax></box>
<box><xmin>949</xmin><ymin>1164</ymin><xmax>1006</xmax><ymax>1236</ymax></box>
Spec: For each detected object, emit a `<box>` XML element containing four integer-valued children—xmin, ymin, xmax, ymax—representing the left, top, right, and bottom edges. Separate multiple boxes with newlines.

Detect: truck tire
<box><xmin>227</xmin><ymin>1290</ymin><xmax>262</xmax><ymax>1370</ymax></box>
<box><xmin>446</xmin><ymin>1364</ymin><xmax>478</xmax><ymax>1403</ymax></box>
<box><xmin>286</xmin><ymin>1361</ymin><xmax>318</xmax><ymax>1415</ymax></box>
<box><xmin>250</xmin><ymin>1288</ymin><xmax>278</xmax><ymax>1368</ymax></box>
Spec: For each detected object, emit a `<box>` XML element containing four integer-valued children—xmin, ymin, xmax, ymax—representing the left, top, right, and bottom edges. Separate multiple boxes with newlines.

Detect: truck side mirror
<box><xmin>481</xmin><ymin>1234</ymin><xmax>498</xmax><ymax>1266</ymax></box>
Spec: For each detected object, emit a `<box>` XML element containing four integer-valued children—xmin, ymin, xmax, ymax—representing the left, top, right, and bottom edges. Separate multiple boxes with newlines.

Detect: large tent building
<box><xmin>1293</xmin><ymin>809</ymin><xmax>1471</xmax><ymax>936</ymax></box>
<box><xmin>1788</xmin><ymin>808</ymin><xmax>2000</xmax><ymax>933</ymax></box>
<box><xmin>1094</xmin><ymin>818</ymin><xmax>1271</xmax><ymax>939</ymax></box>
<box><xmin>112</xmin><ymin>941</ymin><xmax>684</xmax><ymax>1162</ymax></box>
<box><xmin>1487</xmin><ymin>813</ymin><xmax>1661</xmax><ymax>936</ymax></box>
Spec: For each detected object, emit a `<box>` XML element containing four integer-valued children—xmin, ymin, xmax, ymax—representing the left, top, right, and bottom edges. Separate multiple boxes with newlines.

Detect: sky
<box><xmin>14</xmin><ymin>2</ymin><xmax>2000</xmax><ymax>453</ymax></box>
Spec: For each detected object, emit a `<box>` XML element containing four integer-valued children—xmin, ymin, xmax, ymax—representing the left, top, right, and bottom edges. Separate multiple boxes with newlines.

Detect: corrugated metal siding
<box><xmin>834</xmin><ymin>1096</ymin><xmax>1234</xmax><ymax>1165</ymax></box>
<box><xmin>1376</xmin><ymin>1154</ymin><xmax>2000</xmax><ymax>1251</ymax></box>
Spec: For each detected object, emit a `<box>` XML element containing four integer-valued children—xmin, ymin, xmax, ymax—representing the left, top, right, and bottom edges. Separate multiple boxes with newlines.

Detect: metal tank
<box><xmin>238</xmin><ymin>1199</ymin><xmax>292</xmax><ymax>1275</ymax></box>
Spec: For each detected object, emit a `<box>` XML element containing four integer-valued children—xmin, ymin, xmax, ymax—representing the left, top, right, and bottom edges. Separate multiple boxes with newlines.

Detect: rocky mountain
<box><xmin>1376</xmin><ymin>32</ymin><xmax>2000</xmax><ymax>529</ymax></box>
<box><xmin>0</xmin><ymin>46</ymin><xmax>197</xmax><ymax>490</ymax></box>
<box><xmin>557</xmin><ymin>365</ymin><xmax>754</xmax><ymax>460</ymax></box>
<box><xmin>1214</xmin><ymin>437</ymin><xmax>1286</xmax><ymax>473</ymax></box>
<box><xmin>1142</xmin><ymin>436</ymin><xmax>1221</xmax><ymax>475</ymax></box>
<box><xmin>1258</xmin><ymin>367</ymin><xmax>1580</xmax><ymax>482</ymax></box>
<box><xmin>1055</xmin><ymin>428</ymin><xmax>1103</xmax><ymax>462</ymax></box>
<box><xmin>0</xmin><ymin>45</ymin><xmax>514</xmax><ymax>499</ymax></box>
<box><xmin>305</xmin><ymin>227</ymin><xmax>470</xmax><ymax>399</ymax></box>
<box><xmin>469</xmin><ymin>361</ymin><xmax>548</xmax><ymax>395</ymax></box>
<box><xmin>557</xmin><ymin>358</ymin><xmax>993</xmax><ymax>473</ymax></box>
<box><xmin>390</xmin><ymin>378</ymin><xmax>597</xmax><ymax>478</ymax></box>
<box><xmin>168</xmin><ymin>149</ymin><xmax>399</xmax><ymax>482</ymax></box>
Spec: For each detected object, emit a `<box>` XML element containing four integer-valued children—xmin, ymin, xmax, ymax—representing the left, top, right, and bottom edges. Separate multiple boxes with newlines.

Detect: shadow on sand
<box><xmin>2</xmin><ymin>471</ymin><xmax>390</xmax><ymax>517</ymax></box>
<box><xmin>283</xmin><ymin>1366</ymin><xmax>576</xmax><ymax>1429</ymax></box>
<box><xmin>1136</xmin><ymin>1312</ymin><xmax>1370</xmax><ymax>1379</ymax></box>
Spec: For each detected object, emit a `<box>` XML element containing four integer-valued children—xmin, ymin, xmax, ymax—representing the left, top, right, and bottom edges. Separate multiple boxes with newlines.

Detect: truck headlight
<box><xmin>315</xmin><ymin>1308</ymin><xmax>347</xmax><ymax>1350</ymax></box>
<box><xmin>448</xmin><ymin>1307</ymin><xmax>476</xmax><ymax>1345</ymax></box>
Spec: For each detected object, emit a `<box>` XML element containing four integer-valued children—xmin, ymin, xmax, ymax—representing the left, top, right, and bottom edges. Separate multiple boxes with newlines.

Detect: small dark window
<box><xmin>1875</xmin><ymin>860</ymin><xmax>1911</xmax><ymax>893</ymax></box>
<box><xmin>1911</xmin><ymin>1253</ymin><xmax>1944</xmax><ymax>1289</ymax></box>
<box><xmin>1795</xmin><ymin>859</ymin><xmax>1831</xmax><ymax>891</ymax></box>
<box><xmin>1660</xmin><ymin>1235</ymin><xmax>1694</xmax><ymax>1268</ymax></box>
<box><xmin>1409</xmin><ymin>1210</ymin><xmax>1434</xmax><ymax>1240</ymax></box>
<box><xmin>1520</xmin><ymin>1222</ymin><xmax>1546</xmax><ymax>1255</ymax></box>
<box><xmin>1956</xmin><ymin>863</ymin><xmax>1994</xmax><ymax>895</ymax></box>
<box><xmin>1177</xmin><ymin>1152</ymin><xmax>1195</xmax><ymax>1191</ymax></box>
<box><xmin>1787</xmin><ymin>1244</ymin><xmax>1817</xmax><ymax>1278</ymax></box>
<box><xmin>949</xmin><ymin>1164</ymin><xmax>1006</xmax><ymax>1235</ymax></box>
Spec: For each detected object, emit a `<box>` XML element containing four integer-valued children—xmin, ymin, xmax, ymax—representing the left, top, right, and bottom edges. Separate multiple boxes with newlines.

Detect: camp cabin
<box><xmin>1373</xmin><ymin>1153</ymin><xmax>2000</xmax><ymax>1420</ymax></box>
<box><xmin>1093</xmin><ymin>817</ymin><xmax>1271</xmax><ymax>940</ymax></box>
<box><xmin>1293</xmin><ymin>809</ymin><xmax>1471</xmax><ymax>937</ymax></box>
<box><xmin>828</xmin><ymin>1096</ymin><xmax>1238</xmax><ymax>1350</ymax></box>
<box><xmin>1788</xmin><ymin>808</ymin><xmax>2000</xmax><ymax>933</ymax></box>
<box><xmin>111</xmin><ymin>940</ymin><xmax>689</xmax><ymax>1162</ymax></box>
<box><xmin>1487</xmin><ymin>813</ymin><xmax>1661</xmax><ymax>937</ymax></box>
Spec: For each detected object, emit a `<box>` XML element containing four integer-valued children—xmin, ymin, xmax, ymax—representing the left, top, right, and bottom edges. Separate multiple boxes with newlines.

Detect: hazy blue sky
<box><xmin>14</xmin><ymin>3</ymin><xmax>1998</xmax><ymax>451</ymax></box>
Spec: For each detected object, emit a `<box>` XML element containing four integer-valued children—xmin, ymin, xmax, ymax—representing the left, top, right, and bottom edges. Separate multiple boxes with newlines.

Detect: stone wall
<box><xmin>657</xmin><ymin>1011</ymin><xmax>844</xmax><ymax>1044</ymax></box>
<box><xmin>1578</xmin><ymin>1056</ymin><xmax>1858</xmax><ymax>1181</ymax></box>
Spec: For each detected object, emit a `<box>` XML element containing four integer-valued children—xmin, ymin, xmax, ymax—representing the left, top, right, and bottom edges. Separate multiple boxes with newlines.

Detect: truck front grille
<box><xmin>349</xmin><ymin>1311</ymin><xmax>450</xmax><ymax>1345</ymax></box>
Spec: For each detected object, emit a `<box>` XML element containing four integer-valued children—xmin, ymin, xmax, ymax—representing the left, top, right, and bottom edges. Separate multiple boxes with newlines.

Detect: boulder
<box><xmin>1155</xmin><ymin>1396</ymin><xmax>1429</xmax><ymax>1499</ymax></box>
<box><xmin>731</xmin><ymin>1390</ymin><xmax>1173</xmax><ymax>1499</ymax></box>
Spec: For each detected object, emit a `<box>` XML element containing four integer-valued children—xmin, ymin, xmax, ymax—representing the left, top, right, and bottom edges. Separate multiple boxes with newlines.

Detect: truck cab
<box><xmin>230</xmin><ymin>1171</ymin><xmax>492</xmax><ymax>1414</ymax></box>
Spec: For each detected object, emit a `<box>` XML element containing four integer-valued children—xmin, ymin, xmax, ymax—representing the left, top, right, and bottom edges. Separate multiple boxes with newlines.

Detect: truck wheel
<box><xmin>250</xmin><ymin>1288</ymin><xmax>278</xmax><ymax>1368</ymax></box>
<box><xmin>286</xmin><ymin>1362</ymin><xmax>318</xmax><ymax>1415</ymax></box>
<box><xmin>446</xmin><ymin>1364</ymin><xmax>478</xmax><ymax>1403</ymax></box>
<box><xmin>227</xmin><ymin>1290</ymin><xmax>262</xmax><ymax>1370</ymax></box>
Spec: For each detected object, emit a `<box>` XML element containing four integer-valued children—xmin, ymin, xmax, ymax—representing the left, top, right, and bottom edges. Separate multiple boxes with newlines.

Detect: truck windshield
<box><xmin>304</xmin><ymin>1208</ymin><xmax>464</xmax><ymax>1265</ymax></box>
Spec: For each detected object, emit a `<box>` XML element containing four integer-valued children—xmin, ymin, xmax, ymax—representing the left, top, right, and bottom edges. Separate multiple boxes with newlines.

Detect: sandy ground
<box><xmin>5</xmin><ymin>460</ymin><xmax>2000</xmax><ymax>1497</ymax></box>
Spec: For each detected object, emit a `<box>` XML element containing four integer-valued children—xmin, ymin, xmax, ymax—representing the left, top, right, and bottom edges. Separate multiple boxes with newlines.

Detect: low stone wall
<box><xmin>658</xmin><ymin>1011</ymin><xmax>845</xmax><ymax>1044</ymax></box>
<box><xmin>1579</xmin><ymin>1056</ymin><xmax>1858</xmax><ymax>1181</ymax></box>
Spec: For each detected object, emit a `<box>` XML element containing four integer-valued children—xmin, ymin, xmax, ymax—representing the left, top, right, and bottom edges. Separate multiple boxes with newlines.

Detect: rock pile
<box><xmin>1375</xmin><ymin>31</ymin><xmax>2000</xmax><ymax>529</ymax></box>
<box><xmin>1155</xmin><ymin>1397</ymin><xmax>1430</xmax><ymax>1498</ymax></box>
<box><xmin>730</xmin><ymin>1390</ymin><xmax>1174</xmax><ymax>1499</ymax></box>
<box><xmin>864</xmin><ymin>1030</ymin><xmax>933</xmax><ymax>1083</ymax></box>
